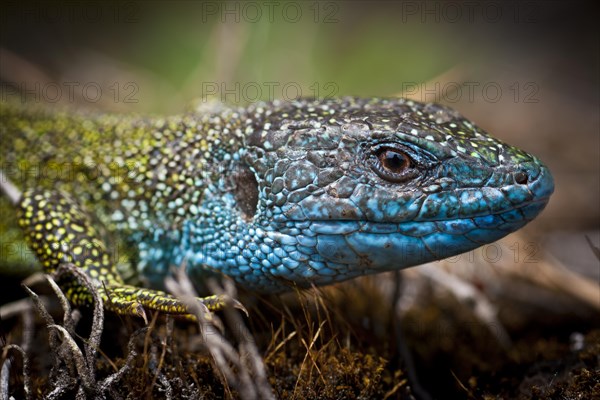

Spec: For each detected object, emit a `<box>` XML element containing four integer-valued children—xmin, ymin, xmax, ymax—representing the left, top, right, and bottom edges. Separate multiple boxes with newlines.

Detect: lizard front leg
<box><xmin>16</xmin><ymin>189</ymin><xmax>228</xmax><ymax>319</ymax></box>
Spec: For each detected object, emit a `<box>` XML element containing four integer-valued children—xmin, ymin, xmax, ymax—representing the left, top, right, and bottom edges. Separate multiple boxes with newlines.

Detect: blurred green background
<box><xmin>1</xmin><ymin>3</ymin><xmax>598</xmax><ymax>397</ymax></box>
<box><xmin>1</xmin><ymin>1</ymin><xmax>464</xmax><ymax>111</ymax></box>
<box><xmin>1</xmin><ymin>1</ymin><xmax>598</xmax><ymax>234</ymax></box>
<box><xmin>1</xmin><ymin>1</ymin><xmax>594</xmax><ymax>112</ymax></box>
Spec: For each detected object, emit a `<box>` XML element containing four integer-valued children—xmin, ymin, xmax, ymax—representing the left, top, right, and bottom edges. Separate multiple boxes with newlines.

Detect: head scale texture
<box><xmin>177</xmin><ymin>97</ymin><xmax>553</xmax><ymax>291</ymax></box>
<box><xmin>0</xmin><ymin>97</ymin><xmax>554</xmax><ymax>292</ymax></box>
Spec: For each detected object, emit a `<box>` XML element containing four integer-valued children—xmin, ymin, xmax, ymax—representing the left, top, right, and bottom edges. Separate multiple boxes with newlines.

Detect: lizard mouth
<box><xmin>260</xmin><ymin>197</ymin><xmax>552</xmax><ymax>286</ymax></box>
<box><xmin>277</xmin><ymin>163</ymin><xmax>554</xmax><ymax>229</ymax></box>
<box><xmin>290</xmin><ymin>198</ymin><xmax>549</xmax><ymax>236</ymax></box>
<box><xmin>286</xmin><ymin>191</ymin><xmax>552</xmax><ymax>232</ymax></box>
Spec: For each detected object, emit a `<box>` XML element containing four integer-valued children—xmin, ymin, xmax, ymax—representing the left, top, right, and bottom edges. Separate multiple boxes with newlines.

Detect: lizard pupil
<box><xmin>370</xmin><ymin>146</ymin><xmax>416</xmax><ymax>183</ymax></box>
<box><xmin>379</xmin><ymin>149</ymin><xmax>409</xmax><ymax>173</ymax></box>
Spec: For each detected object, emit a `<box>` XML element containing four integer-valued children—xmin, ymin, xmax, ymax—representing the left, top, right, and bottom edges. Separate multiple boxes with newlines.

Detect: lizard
<box><xmin>0</xmin><ymin>97</ymin><xmax>554</xmax><ymax>319</ymax></box>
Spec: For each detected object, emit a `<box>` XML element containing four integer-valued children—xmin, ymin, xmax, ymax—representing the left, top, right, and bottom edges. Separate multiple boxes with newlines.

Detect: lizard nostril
<box><xmin>514</xmin><ymin>171</ymin><xmax>528</xmax><ymax>185</ymax></box>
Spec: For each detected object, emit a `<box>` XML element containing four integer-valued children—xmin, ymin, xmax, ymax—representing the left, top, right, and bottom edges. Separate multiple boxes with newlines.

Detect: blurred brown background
<box><xmin>1</xmin><ymin>2</ymin><xmax>598</xmax><ymax>398</ymax></box>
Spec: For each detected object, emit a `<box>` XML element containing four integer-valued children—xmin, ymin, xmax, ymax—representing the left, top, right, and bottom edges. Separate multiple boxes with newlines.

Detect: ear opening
<box><xmin>230</xmin><ymin>164</ymin><xmax>259</xmax><ymax>222</ymax></box>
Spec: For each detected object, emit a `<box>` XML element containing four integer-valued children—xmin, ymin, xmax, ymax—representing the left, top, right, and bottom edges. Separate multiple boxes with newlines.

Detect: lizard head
<box><xmin>224</xmin><ymin>97</ymin><xmax>554</xmax><ymax>291</ymax></box>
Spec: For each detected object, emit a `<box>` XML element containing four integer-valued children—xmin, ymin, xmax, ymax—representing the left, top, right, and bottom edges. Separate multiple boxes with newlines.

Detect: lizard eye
<box><xmin>369</xmin><ymin>146</ymin><xmax>416</xmax><ymax>182</ymax></box>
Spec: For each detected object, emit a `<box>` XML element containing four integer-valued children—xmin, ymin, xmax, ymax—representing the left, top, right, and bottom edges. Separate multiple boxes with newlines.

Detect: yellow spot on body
<box><xmin>71</xmin><ymin>224</ymin><xmax>84</xmax><ymax>233</ymax></box>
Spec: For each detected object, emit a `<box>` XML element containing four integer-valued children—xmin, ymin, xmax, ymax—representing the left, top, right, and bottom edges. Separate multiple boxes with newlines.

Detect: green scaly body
<box><xmin>0</xmin><ymin>98</ymin><xmax>554</xmax><ymax>318</ymax></box>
